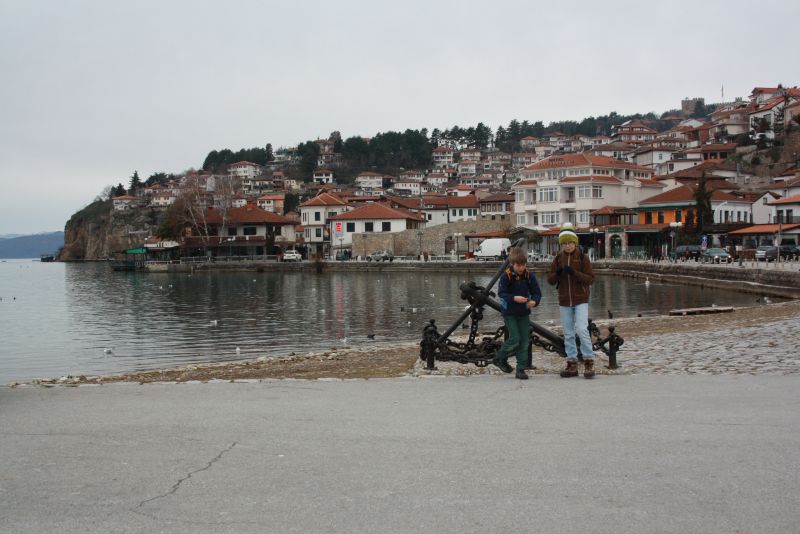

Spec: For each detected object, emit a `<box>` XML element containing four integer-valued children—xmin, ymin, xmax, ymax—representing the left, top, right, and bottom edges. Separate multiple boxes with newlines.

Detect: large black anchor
<box><xmin>419</xmin><ymin>238</ymin><xmax>623</xmax><ymax>371</ymax></box>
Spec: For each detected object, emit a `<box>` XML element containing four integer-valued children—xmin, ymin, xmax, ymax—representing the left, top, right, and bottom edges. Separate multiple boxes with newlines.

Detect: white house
<box><xmin>112</xmin><ymin>195</ymin><xmax>141</xmax><ymax>211</ymax></box>
<box><xmin>150</xmin><ymin>192</ymin><xmax>176</xmax><ymax>208</ymax></box>
<box><xmin>327</xmin><ymin>202</ymin><xmax>425</xmax><ymax>254</ymax></box>
<box><xmin>769</xmin><ymin>194</ymin><xmax>800</xmax><ymax>224</ymax></box>
<box><xmin>513</xmin><ymin>153</ymin><xmax>662</xmax><ymax>228</ymax></box>
<box><xmin>355</xmin><ymin>172</ymin><xmax>385</xmax><ymax>190</ymax></box>
<box><xmin>393</xmin><ymin>181</ymin><xmax>422</xmax><ymax>195</ymax></box>
<box><xmin>432</xmin><ymin>146</ymin><xmax>455</xmax><ymax>167</ymax></box>
<box><xmin>227</xmin><ymin>161</ymin><xmax>263</xmax><ymax>181</ymax></box>
<box><xmin>257</xmin><ymin>194</ymin><xmax>285</xmax><ymax>214</ymax></box>
<box><xmin>298</xmin><ymin>192</ymin><xmax>349</xmax><ymax>257</ymax></box>
<box><xmin>312</xmin><ymin>169</ymin><xmax>335</xmax><ymax>184</ymax></box>
<box><xmin>479</xmin><ymin>193</ymin><xmax>515</xmax><ymax>220</ymax></box>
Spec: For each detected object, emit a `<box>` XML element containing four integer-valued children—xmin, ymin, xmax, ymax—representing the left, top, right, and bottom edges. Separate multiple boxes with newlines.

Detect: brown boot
<box><xmin>583</xmin><ymin>359</ymin><xmax>595</xmax><ymax>379</ymax></box>
<box><xmin>560</xmin><ymin>360</ymin><xmax>578</xmax><ymax>378</ymax></box>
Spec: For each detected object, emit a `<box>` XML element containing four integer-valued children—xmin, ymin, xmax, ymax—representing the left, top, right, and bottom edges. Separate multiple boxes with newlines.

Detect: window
<box><xmin>243</xmin><ymin>226</ymin><xmax>257</xmax><ymax>236</ymax></box>
<box><xmin>459</xmin><ymin>209</ymin><xmax>464</xmax><ymax>216</ymax></box>
<box><xmin>452</xmin><ymin>209</ymin><xmax>456</xmax><ymax>216</ymax></box>
<box><xmin>592</xmin><ymin>185</ymin><xmax>603</xmax><ymax>198</ymax></box>
<box><xmin>346</xmin><ymin>222</ymin><xmax>355</xmax><ymax>232</ymax></box>
<box><xmin>578</xmin><ymin>185</ymin><xmax>592</xmax><ymax>199</ymax></box>
<box><xmin>645</xmin><ymin>212</ymin><xmax>652</xmax><ymax>224</ymax></box>
<box><xmin>227</xmin><ymin>227</ymin><xmax>237</xmax><ymax>236</ymax></box>
<box><xmin>365</xmin><ymin>222</ymin><xmax>374</xmax><ymax>232</ymax></box>
<box><xmin>382</xmin><ymin>222</ymin><xmax>391</xmax><ymax>232</ymax></box>
<box><xmin>315</xmin><ymin>228</ymin><xmax>322</xmax><ymax>238</ymax></box>
<box><xmin>657</xmin><ymin>212</ymin><xmax>665</xmax><ymax>224</ymax></box>
<box><xmin>577</xmin><ymin>210</ymin><xmax>590</xmax><ymax>224</ymax></box>
<box><xmin>540</xmin><ymin>211</ymin><xmax>559</xmax><ymax>225</ymax></box>
<box><xmin>675</xmin><ymin>210</ymin><xmax>682</xmax><ymax>223</ymax></box>
<box><xmin>538</xmin><ymin>187</ymin><xmax>558</xmax><ymax>202</ymax></box>
<box><xmin>314</xmin><ymin>211</ymin><xmax>321</xmax><ymax>221</ymax></box>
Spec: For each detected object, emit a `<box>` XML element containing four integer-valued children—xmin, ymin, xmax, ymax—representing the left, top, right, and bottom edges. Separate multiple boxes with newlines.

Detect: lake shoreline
<box><xmin>14</xmin><ymin>299</ymin><xmax>800</xmax><ymax>387</ymax></box>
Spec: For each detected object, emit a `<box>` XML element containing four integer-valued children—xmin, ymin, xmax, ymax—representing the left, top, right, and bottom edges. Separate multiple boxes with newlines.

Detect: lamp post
<box><xmin>454</xmin><ymin>232</ymin><xmax>462</xmax><ymax>258</ymax></box>
<box><xmin>669</xmin><ymin>221</ymin><xmax>682</xmax><ymax>261</ymax></box>
<box><xmin>417</xmin><ymin>230</ymin><xmax>424</xmax><ymax>261</ymax></box>
<box><xmin>590</xmin><ymin>227</ymin><xmax>599</xmax><ymax>260</ymax></box>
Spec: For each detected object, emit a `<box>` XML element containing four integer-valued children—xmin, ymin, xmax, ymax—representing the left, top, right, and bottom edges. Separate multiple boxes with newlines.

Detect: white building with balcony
<box><xmin>512</xmin><ymin>153</ymin><xmax>663</xmax><ymax>229</ymax></box>
<box><xmin>299</xmin><ymin>192</ymin><xmax>349</xmax><ymax>256</ymax></box>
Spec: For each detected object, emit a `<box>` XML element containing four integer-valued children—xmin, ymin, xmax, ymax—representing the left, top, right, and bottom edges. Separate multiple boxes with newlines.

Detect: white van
<box><xmin>474</xmin><ymin>238</ymin><xmax>512</xmax><ymax>261</ymax></box>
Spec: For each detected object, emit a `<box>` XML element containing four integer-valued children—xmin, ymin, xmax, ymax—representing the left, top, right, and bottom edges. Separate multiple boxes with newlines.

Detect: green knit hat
<box><xmin>558</xmin><ymin>223</ymin><xmax>579</xmax><ymax>245</ymax></box>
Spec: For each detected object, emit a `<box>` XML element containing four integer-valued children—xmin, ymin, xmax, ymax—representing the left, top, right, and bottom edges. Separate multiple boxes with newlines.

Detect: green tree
<box><xmin>128</xmin><ymin>171</ymin><xmax>142</xmax><ymax>193</ymax></box>
<box><xmin>694</xmin><ymin>173</ymin><xmax>713</xmax><ymax>233</ymax></box>
<box><xmin>265</xmin><ymin>143</ymin><xmax>274</xmax><ymax>162</ymax></box>
<box><xmin>283</xmin><ymin>192</ymin><xmax>300</xmax><ymax>214</ymax></box>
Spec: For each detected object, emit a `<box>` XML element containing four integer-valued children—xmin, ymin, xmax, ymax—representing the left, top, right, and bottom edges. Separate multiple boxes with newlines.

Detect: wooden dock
<box><xmin>669</xmin><ymin>306</ymin><xmax>735</xmax><ymax>316</ymax></box>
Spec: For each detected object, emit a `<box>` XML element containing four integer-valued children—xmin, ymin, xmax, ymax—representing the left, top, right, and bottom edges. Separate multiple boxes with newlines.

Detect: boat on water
<box><xmin>40</xmin><ymin>254</ymin><xmax>56</xmax><ymax>262</ymax></box>
<box><xmin>110</xmin><ymin>247</ymin><xmax>147</xmax><ymax>271</ymax></box>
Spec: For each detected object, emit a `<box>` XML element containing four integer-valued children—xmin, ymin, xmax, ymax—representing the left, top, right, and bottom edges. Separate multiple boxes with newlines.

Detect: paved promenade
<box><xmin>2</xmin><ymin>375</ymin><xmax>798</xmax><ymax>533</ymax></box>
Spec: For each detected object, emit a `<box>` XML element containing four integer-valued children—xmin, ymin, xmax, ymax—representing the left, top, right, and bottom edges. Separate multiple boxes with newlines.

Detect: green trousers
<box><xmin>496</xmin><ymin>314</ymin><xmax>530</xmax><ymax>369</ymax></box>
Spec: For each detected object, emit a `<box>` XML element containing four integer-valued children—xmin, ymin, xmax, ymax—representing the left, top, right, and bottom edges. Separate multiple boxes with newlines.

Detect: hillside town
<box><xmin>108</xmin><ymin>85</ymin><xmax>800</xmax><ymax>262</ymax></box>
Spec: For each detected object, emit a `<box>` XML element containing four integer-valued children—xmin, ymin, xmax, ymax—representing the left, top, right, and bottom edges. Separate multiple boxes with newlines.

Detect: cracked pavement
<box><xmin>1</xmin><ymin>375</ymin><xmax>799</xmax><ymax>533</ymax></box>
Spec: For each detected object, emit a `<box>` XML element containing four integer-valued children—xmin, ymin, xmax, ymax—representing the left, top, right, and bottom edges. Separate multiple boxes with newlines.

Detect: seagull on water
<box><xmin>210</xmin><ymin>320</ymin><xmax>218</xmax><ymax>327</ymax></box>
<box><xmin>103</xmin><ymin>348</ymin><xmax>113</xmax><ymax>355</ymax></box>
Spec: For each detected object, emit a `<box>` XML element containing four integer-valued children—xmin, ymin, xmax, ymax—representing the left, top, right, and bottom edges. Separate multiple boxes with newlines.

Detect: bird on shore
<box><xmin>607</xmin><ymin>310</ymin><xmax>614</xmax><ymax>319</ymax></box>
<box><xmin>235</xmin><ymin>347</ymin><xmax>241</xmax><ymax>355</ymax></box>
<box><xmin>645</xmin><ymin>278</ymin><xmax>651</xmax><ymax>287</ymax></box>
<box><xmin>407</xmin><ymin>321</ymin><xmax>412</xmax><ymax>326</ymax></box>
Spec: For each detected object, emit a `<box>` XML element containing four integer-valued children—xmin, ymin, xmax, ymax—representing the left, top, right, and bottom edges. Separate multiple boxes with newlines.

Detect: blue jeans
<box><xmin>560</xmin><ymin>303</ymin><xmax>594</xmax><ymax>361</ymax></box>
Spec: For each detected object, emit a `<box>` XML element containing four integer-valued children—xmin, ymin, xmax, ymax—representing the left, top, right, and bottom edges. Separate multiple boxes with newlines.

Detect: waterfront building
<box><xmin>355</xmin><ymin>172</ymin><xmax>385</xmax><ymax>190</ymax></box>
<box><xmin>611</xmin><ymin>120</ymin><xmax>657</xmax><ymax>144</ymax></box>
<box><xmin>299</xmin><ymin>192</ymin><xmax>349</xmax><ymax>257</ymax></box>
<box><xmin>327</xmin><ymin>203</ymin><xmax>425</xmax><ymax>256</ymax></box>
<box><xmin>513</xmin><ymin>153</ymin><xmax>661</xmax><ymax>229</ymax></box>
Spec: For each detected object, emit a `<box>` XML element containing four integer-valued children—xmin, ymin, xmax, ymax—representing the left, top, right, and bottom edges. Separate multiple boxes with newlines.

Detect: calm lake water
<box><xmin>0</xmin><ymin>260</ymin><xmax>773</xmax><ymax>382</ymax></box>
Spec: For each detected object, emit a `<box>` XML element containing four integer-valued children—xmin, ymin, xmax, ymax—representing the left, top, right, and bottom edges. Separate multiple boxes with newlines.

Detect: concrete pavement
<box><xmin>1</xmin><ymin>375</ymin><xmax>799</xmax><ymax>533</ymax></box>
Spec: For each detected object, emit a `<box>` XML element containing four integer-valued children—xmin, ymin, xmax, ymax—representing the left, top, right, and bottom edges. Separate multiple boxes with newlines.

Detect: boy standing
<box><xmin>547</xmin><ymin>224</ymin><xmax>596</xmax><ymax>379</ymax></box>
<box><xmin>492</xmin><ymin>247</ymin><xmax>542</xmax><ymax>380</ymax></box>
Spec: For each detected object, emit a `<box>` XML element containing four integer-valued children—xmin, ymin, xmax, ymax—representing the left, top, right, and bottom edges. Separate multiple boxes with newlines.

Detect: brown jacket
<box><xmin>546</xmin><ymin>250</ymin><xmax>594</xmax><ymax>306</ymax></box>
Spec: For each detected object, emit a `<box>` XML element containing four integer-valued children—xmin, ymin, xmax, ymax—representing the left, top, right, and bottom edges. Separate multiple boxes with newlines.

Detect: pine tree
<box><xmin>128</xmin><ymin>171</ymin><xmax>142</xmax><ymax>194</ymax></box>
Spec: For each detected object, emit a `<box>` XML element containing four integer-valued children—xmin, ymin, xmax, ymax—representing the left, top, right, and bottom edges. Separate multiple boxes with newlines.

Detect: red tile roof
<box><xmin>512</xmin><ymin>179</ymin><xmax>537</xmax><ymax>187</ymax></box>
<box><xmin>205</xmin><ymin>206</ymin><xmax>293</xmax><ymax>225</ymax></box>
<box><xmin>769</xmin><ymin>194</ymin><xmax>800</xmax><ymax>205</ymax></box>
<box><xmin>522</xmin><ymin>153</ymin><xmax>651</xmax><ymax>172</ymax></box>
<box><xmin>728</xmin><ymin>224</ymin><xmax>800</xmax><ymax>235</ymax></box>
<box><xmin>299</xmin><ymin>192</ymin><xmax>347</xmax><ymax>207</ymax></box>
<box><xmin>328</xmin><ymin>203</ymin><xmax>424</xmax><ymax>221</ymax></box>
<box><xmin>446</xmin><ymin>196</ymin><xmax>480</xmax><ymax>208</ymax></box>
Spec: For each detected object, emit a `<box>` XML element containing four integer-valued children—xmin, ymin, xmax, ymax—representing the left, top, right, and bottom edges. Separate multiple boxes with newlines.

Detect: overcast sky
<box><xmin>0</xmin><ymin>0</ymin><xmax>797</xmax><ymax>234</ymax></box>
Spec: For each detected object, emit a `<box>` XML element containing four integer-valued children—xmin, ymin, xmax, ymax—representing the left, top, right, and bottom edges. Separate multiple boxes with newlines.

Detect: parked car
<box><xmin>673</xmin><ymin>245</ymin><xmax>703</xmax><ymax>260</ymax></box>
<box><xmin>778</xmin><ymin>245</ymin><xmax>798</xmax><ymax>258</ymax></box>
<box><xmin>701</xmin><ymin>248</ymin><xmax>731</xmax><ymax>263</ymax></box>
<box><xmin>368</xmin><ymin>250</ymin><xmax>394</xmax><ymax>262</ymax></box>
<box><xmin>754</xmin><ymin>246</ymin><xmax>778</xmax><ymax>262</ymax></box>
<box><xmin>282</xmin><ymin>250</ymin><xmax>302</xmax><ymax>262</ymax></box>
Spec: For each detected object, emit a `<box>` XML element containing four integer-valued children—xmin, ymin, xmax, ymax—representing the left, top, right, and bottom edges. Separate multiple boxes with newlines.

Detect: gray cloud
<box><xmin>0</xmin><ymin>0</ymin><xmax>796</xmax><ymax>233</ymax></box>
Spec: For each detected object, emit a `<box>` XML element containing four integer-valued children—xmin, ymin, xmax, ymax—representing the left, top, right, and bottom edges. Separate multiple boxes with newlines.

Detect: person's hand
<box><xmin>513</xmin><ymin>296</ymin><xmax>528</xmax><ymax>303</ymax></box>
<box><xmin>527</xmin><ymin>300</ymin><xmax>537</xmax><ymax>308</ymax></box>
<box><xmin>556</xmin><ymin>266</ymin><xmax>564</xmax><ymax>275</ymax></box>
<box><xmin>563</xmin><ymin>265</ymin><xmax>575</xmax><ymax>275</ymax></box>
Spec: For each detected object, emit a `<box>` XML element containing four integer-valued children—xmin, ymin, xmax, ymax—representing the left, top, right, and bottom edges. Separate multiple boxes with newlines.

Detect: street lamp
<box><xmin>453</xmin><ymin>232</ymin><xmax>462</xmax><ymax>258</ymax></box>
<box><xmin>417</xmin><ymin>230</ymin><xmax>424</xmax><ymax>261</ymax></box>
<box><xmin>669</xmin><ymin>221</ymin><xmax>683</xmax><ymax>261</ymax></box>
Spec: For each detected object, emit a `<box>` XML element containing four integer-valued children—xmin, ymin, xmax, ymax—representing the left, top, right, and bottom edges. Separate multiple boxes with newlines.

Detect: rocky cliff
<box><xmin>59</xmin><ymin>201</ymin><xmax>164</xmax><ymax>260</ymax></box>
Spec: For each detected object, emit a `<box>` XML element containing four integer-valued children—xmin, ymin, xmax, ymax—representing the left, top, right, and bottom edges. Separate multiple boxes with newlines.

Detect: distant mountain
<box><xmin>0</xmin><ymin>232</ymin><xmax>64</xmax><ymax>259</ymax></box>
<box><xmin>0</xmin><ymin>234</ymin><xmax>25</xmax><ymax>240</ymax></box>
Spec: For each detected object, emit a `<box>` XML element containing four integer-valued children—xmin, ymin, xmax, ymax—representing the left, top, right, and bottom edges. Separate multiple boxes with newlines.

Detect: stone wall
<box><xmin>350</xmin><ymin>219</ymin><xmax>512</xmax><ymax>257</ymax></box>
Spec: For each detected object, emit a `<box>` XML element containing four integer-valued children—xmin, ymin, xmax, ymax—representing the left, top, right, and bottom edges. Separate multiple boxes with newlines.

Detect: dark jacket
<box><xmin>546</xmin><ymin>250</ymin><xmax>594</xmax><ymax>307</ymax></box>
<box><xmin>498</xmin><ymin>269</ymin><xmax>542</xmax><ymax>316</ymax></box>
